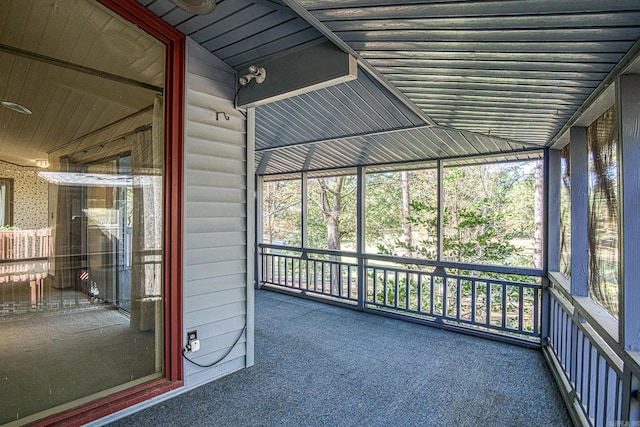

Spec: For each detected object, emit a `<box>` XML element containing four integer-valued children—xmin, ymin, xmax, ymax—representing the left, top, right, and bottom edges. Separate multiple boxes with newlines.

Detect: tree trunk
<box><xmin>319</xmin><ymin>177</ymin><xmax>344</xmax><ymax>295</ymax></box>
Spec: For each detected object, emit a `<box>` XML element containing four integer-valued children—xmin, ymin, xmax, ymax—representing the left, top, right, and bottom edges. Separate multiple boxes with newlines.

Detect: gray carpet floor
<box><xmin>110</xmin><ymin>289</ymin><xmax>571</xmax><ymax>427</ymax></box>
<box><xmin>0</xmin><ymin>300</ymin><xmax>157</xmax><ymax>425</ymax></box>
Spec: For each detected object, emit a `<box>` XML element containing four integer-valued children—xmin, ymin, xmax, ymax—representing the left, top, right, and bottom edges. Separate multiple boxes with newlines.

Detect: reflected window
<box><xmin>0</xmin><ymin>178</ymin><xmax>13</xmax><ymax>227</ymax></box>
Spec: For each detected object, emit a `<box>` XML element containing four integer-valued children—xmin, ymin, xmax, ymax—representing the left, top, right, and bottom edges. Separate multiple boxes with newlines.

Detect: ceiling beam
<box><xmin>0</xmin><ymin>43</ymin><xmax>163</xmax><ymax>92</ymax></box>
<box><xmin>279</xmin><ymin>0</ymin><xmax>435</xmax><ymax>126</ymax></box>
<box><xmin>257</xmin><ymin>123</ymin><xmax>433</xmax><ymax>153</ymax></box>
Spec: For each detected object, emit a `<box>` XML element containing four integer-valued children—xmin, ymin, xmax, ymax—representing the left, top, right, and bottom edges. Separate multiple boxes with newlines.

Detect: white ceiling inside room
<box><xmin>0</xmin><ymin>0</ymin><xmax>164</xmax><ymax>167</ymax></box>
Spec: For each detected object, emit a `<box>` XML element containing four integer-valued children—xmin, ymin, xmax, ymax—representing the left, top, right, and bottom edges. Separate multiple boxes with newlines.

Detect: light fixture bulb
<box><xmin>239</xmin><ymin>65</ymin><xmax>266</xmax><ymax>86</ymax></box>
<box><xmin>170</xmin><ymin>0</ymin><xmax>216</xmax><ymax>14</ymax></box>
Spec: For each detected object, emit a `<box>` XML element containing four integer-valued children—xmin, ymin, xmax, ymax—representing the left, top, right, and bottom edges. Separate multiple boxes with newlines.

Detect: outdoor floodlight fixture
<box><xmin>239</xmin><ymin>65</ymin><xmax>267</xmax><ymax>86</ymax></box>
<box><xmin>170</xmin><ymin>0</ymin><xmax>216</xmax><ymax>15</ymax></box>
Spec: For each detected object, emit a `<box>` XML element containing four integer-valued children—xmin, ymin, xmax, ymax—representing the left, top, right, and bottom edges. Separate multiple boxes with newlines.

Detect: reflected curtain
<box><xmin>559</xmin><ymin>145</ymin><xmax>571</xmax><ymax>278</ymax></box>
<box><xmin>130</xmin><ymin>95</ymin><xmax>164</xmax><ymax>332</ymax></box>
<box><xmin>0</xmin><ymin>182</ymin><xmax>5</xmax><ymax>226</ymax></box>
<box><xmin>53</xmin><ymin>157</ymin><xmax>84</xmax><ymax>289</ymax></box>
<box><xmin>587</xmin><ymin>106</ymin><xmax>618</xmax><ymax>317</ymax></box>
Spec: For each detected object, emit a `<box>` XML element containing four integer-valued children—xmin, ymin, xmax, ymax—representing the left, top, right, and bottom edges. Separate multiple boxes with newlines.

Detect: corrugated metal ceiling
<box><xmin>141</xmin><ymin>0</ymin><xmax>640</xmax><ymax>175</ymax></box>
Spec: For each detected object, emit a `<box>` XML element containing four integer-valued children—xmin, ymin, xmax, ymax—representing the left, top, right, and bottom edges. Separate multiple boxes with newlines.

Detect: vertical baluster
<box><xmin>577</xmin><ymin>329</ymin><xmax>584</xmax><ymax>401</ymax></box>
<box><xmin>456</xmin><ymin>278</ymin><xmax>461</xmax><ymax>320</ymax></box>
<box><xmin>614</xmin><ymin>376</ymin><xmax>622</xmax><ymax>423</ymax></box>
<box><xmin>585</xmin><ymin>340</ymin><xmax>593</xmax><ymax>418</ymax></box>
<box><xmin>284</xmin><ymin>256</ymin><xmax>288</xmax><ymax>287</ymax></box>
<box><xmin>311</xmin><ymin>260</ymin><xmax>316</xmax><ymax>292</ymax></box>
<box><xmin>442</xmin><ymin>276</ymin><xmax>448</xmax><ymax>318</ymax></box>
<box><xmin>394</xmin><ymin>271</ymin><xmax>399</xmax><ymax>308</ymax></box>
<box><xmin>271</xmin><ymin>254</ymin><xmax>275</xmax><ymax>284</ymax></box>
<box><xmin>383</xmin><ymin>270</ymin><xmax>388</xmax><ymax>307</ymax></box>
<box><xmin>594</xmin><ymin>354</ymin><xmax>601</xmax><ymax>427</ymax></box>
<box><xmin>518</xmin><ymin>286</ymin><xmax>524</xmax><ymax>333</ymax></box>
<box><xmin>602</xmin><ymin>365</ymin><xmax>611</xmax><ymax>427</ymax></box>
<box><xmin>570</xmin><ymin>322</ymin><xmax>579</xmax><ymax>385</ymax></box>
<box><xmin>403</xmin><ymin>272</ymin><xmax>408</xmax><ymax>310</ymax></box>
<box><xmin>561</xmin><ymin>311</ymin><xmax>567</xmax><ymax>370</ymax></box>
<box><xmin>373</xmin><ymin>268</ymin><xmax>378</xmax><ymax>304</ymax></box>
<box><xmin>471</xmin><ymin>279</ymin><xmax>476</xmax><ymax>324</ymax></box>
<box><xmin>417</xmin><ymin>273</ymin><xmax>423</xmax><ymax>313</ymax></box>
<box><xmin>501</xmin><ymin>283</ymin><xmax>507</xmax><ymax>329</ymax></box>
<box><xmin>533</xmin><ymin>288</ymin><xmax>540</xmax><ymax>335</ymax></box>
<box><xmin>485</xmin><ymin>282</ymin><xmax>491</xmax><ymax>325</ymax></box>
<box><xmin>429</xmin><ymin>274</ymin><xmax>435</xmax><ymax>315</ymax></box>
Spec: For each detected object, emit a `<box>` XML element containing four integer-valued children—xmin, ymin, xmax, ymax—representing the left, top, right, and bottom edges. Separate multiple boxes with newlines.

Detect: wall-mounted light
<box><xmin>239</xmin><ymin>65</ymin><xmax>266</xmax><ymax>86</ymax></box>
<box><xmin>170</xmin><ymin>0</ymin><xmax>216</xmax><ymax>15</ymax></box>
<box><xmin>1</xmin><ymin>101</ymin><xmax>32</xmax><ymax>115</ymax></box>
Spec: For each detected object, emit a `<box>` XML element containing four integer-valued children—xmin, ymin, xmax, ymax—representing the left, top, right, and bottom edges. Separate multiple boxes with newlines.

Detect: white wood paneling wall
<box><xmin>183</xmin><ymin>38</ymin><xmax>251</xmax><ymax>387</ymax></box>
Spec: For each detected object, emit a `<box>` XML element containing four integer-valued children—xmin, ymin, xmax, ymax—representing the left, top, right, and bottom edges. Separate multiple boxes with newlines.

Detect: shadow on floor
<box><xmin>109</xmin><ymin>289</ymin><xmax>571</xmax><ymax>427</ymax></box>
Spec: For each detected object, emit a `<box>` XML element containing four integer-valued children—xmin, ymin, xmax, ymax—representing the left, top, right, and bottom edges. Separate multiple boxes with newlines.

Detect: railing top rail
<box><xmin>259</xmin><ymin>243</ymin><xmax>544</xmax><ymax>277</ymax></box>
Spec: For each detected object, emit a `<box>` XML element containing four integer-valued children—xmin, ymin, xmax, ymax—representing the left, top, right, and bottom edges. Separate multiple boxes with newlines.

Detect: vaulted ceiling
<box><xmin>3</xmin><ymin>0</ymin><xmax>640</xmax><ymax>174</ymax></box>
<box><xmin>141</xmin><ymin>0</ymin><xmax>640</xmax><ymax>174</ymax></box>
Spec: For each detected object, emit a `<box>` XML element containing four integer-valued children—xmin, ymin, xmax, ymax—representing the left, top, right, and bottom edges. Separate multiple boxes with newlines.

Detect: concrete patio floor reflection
<box><xmin>109</xmin><ymin>289</ymin><xmax>570</xmax><ymax>427</ymax></box>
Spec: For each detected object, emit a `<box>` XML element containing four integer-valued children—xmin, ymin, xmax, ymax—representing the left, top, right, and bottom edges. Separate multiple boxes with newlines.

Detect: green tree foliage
<box><xmin>378</xmin><ymin>161</ymin><xmax>541</xmax><ymax>268</ymax></box>
<box><xmin>263</xmin><ymin>179</ymin><xmax>301</xmax><ymax>245</ymax></box>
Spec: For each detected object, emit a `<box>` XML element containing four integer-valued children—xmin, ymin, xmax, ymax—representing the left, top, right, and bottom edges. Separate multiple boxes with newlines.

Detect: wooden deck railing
<box><xmin>258</xmin><ymin>243</ymin><xmax>544</xmax><ymax>346</ymax></box>
<box><xmin>0</xmin><ymin>228</ymin><xmax>52</xmax><ymax>260</ymax></box>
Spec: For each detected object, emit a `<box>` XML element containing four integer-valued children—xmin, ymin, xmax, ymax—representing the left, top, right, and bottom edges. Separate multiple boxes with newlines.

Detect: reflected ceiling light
<box><xmin>170</xmin><ymin>0</ymin><xmax>216</xmax><ymax>14</ymax></box>
<box><xmin>35</xmin><ymin>160</ymin><xmax>49</xmax><ymax>168</ymax></box>
<box><xmin>1</xmin><ymin>101</ymin><xmax>32</xmax><ymax>115</ymax></box>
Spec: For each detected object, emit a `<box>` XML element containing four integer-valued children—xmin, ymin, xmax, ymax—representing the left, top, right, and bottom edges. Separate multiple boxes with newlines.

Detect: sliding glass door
<box><xmin>0</xmin><ymin>0</ymin><xmax>167</xmax><ymax>423</ymax></box>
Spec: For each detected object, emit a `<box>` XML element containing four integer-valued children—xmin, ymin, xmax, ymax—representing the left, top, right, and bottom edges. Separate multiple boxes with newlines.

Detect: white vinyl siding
<box><xmin>183</xmin><ymin>38</ymin><xmax>250</xmax><ymax>388</ymax></box>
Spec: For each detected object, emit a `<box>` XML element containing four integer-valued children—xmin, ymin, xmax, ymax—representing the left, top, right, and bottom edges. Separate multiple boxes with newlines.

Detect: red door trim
<box><xmin>34</xmin><ymin>0</ymin><xmax>185</xmax><ymax>424</ymax></box>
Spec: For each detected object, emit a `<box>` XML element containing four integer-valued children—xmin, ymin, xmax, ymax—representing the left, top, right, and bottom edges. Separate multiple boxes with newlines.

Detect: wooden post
<box><xmin>357</xmin><ymin>166</ymin><xmax>366</xmax><ymax>311</ymax></box>
<box><xmin>301</xmin><ymin>172</ymin><xmax>308</xmax><ymax>249</ymax></box>
<box><xmin>569</xmin><ymin>126</ymin><xmax>589</xmax><ymax>297</ymax></box>
<box><xmin>246</xmin><ymin>106</ymin><xmax>256</xmax><ymax>367</ymax></box>
<box><xmin>436</xmin><ymin>160</ymin><xmax>444</xmax><ymax>261</ymax></box>
<box><xmin>617</xmin><ymin>74</ymin><xmax>640</xmax><ymax>352</ymax></box>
